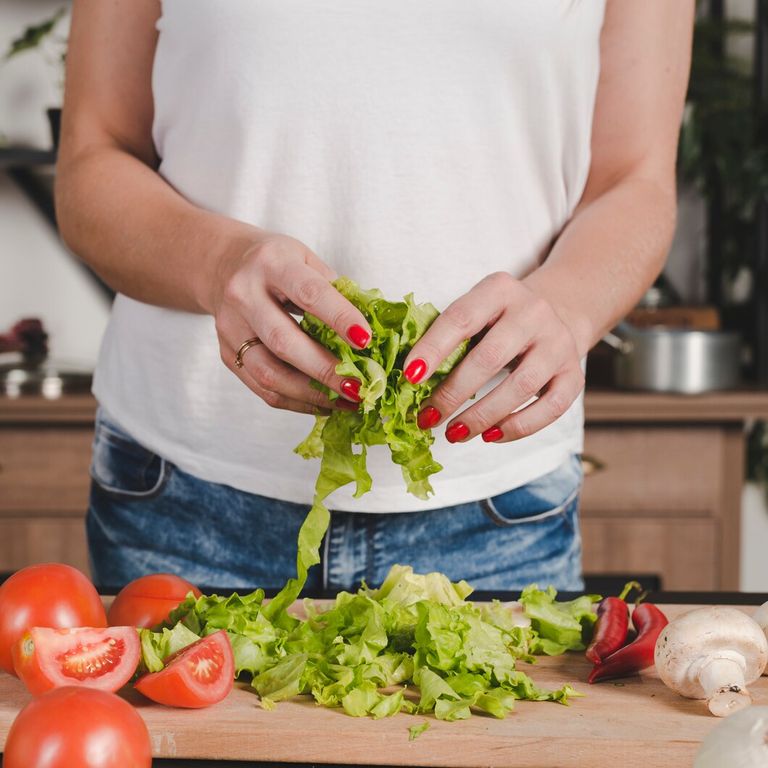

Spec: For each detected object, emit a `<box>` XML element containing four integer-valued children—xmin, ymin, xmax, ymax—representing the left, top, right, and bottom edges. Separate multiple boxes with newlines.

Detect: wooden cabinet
<box><xmin>580</xmin><ymin>390</ymin><xmax>768</xmax><ymax>590</ymax></box>
<box><xmin>0</xmin><ymin>397</ymin><xmax>93</xmax><ymax>576</ymax></box>
<box><xmin>2</xmin><ymin>390</ymin><xmax>768</xmax><ymax>589</ymax></box>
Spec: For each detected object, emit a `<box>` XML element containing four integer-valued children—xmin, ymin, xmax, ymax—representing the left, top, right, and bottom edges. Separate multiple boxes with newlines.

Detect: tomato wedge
<box><xmin>134</xmin><ymin>630</ymin><xmax>234</xmax><ymax>708</ymax></box>
<box><xmin>13</xmin><ymin>627</ymin><xmax>140</xmax><ymax>696</ymax></box>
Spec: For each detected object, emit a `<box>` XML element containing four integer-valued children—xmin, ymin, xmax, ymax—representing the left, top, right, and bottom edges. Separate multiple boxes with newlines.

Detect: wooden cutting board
<box><xmin>1</xmin><ymin>604</ymin><xmax>765</xmax><ymax>768</ymax></box>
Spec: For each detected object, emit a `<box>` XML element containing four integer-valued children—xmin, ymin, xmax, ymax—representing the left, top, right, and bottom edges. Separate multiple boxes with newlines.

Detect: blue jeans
<box><xmin>86</xmin><ymin>409</ymin><xmax>584</xmax><ymax>593</ymax></box>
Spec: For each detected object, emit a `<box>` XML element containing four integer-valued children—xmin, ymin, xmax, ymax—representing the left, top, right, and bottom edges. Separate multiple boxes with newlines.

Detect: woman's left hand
<box><xmin>403</xmin><ymin>272</ymin><xmax>586</xmax><ymax>444</ymax></box>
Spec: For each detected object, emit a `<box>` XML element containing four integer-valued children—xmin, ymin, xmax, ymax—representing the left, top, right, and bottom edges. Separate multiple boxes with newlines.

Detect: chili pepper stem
<box><xmin>696</xmin><ymin>656</ymin><xmax>752</xmax><ymax>717</ymax></box>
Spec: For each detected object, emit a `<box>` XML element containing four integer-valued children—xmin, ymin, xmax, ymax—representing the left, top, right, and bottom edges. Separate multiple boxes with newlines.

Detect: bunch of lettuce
<box><xmin>142</xmin><ymin>565</ymin><xmax>599</xmax><ymax>721</ymax></box>
<box><xmin>267</xmin><ymin>278</ymin><xmax>467</xmax><ymax>618</ymax></box>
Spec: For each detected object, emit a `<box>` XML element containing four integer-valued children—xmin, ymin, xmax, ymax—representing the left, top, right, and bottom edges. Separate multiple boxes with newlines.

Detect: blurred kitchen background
<box><xmin>1</xmin><ymin>0</ymin><xmax>768</xmax><ymax>594</ymax></box>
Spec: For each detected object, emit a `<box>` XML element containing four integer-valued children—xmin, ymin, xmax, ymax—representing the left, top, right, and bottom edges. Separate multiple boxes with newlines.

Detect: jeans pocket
<box><xmin>90</xmin><ymin>409</ymin><xmax>171</xmax><ymax>500</ymax></box>
<box><xmin>481</xmin><ymin>455</ymin><xmax>582</xmax><ymax>529</ymax></box>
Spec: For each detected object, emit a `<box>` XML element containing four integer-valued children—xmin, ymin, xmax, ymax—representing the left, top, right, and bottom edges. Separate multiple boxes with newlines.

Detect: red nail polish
<box><xmin>446</xmin><ymin>422</ymin><xmax>470</xmax><ymax>443</ymax></box>
<box><xmin>340</xmin><ymin>379</ymin><xmax>362</xmax><ymax>402</ymax></box>
<box><xmin>404</xmin><ymin>358</ymin><xmax>427</xmax><ymax>384</ymax></box>
<box><xmin>417</xmin><ymin>406</ymin><xmax>442</xmax><ymax>430</ymax></box>
<box><xmin>482</xmin><ymin>426</ymin><xmax>504</xmax><ymax>443</ymax></box>
<box><xmin>347</xmin><ymin>324</ymin><xmax>370</xmax><ymax>348</ymax></box>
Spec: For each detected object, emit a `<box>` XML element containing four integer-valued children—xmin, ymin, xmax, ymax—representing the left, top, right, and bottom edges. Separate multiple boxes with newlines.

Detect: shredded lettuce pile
<box><xmin>141</xmin><ymin>566</ymin><xmax>599</xmax><ymax>721</ymax></box>
<box><xmin>136</xmin><ymin>280</ymin><xmax>601</xmax><ymax>722</ymax></box>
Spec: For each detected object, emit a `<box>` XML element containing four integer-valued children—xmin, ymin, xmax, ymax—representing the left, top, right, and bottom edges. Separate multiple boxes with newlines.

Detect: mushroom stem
<box><xmin>698</xmin><ymin>657</ymin><xmax>752</xmax><ymax>717</ymax></box>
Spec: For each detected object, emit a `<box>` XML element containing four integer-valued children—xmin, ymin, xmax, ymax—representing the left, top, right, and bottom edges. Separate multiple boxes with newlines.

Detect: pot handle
<box><xmin>601</xmin><ymin>319</ymin><xmax>639</xmax><ymax>354</ymax></box>
<box><xmin>602</xmin><ymin>331</ymin><xmax>633</xmax><ymax>355</ymax></box>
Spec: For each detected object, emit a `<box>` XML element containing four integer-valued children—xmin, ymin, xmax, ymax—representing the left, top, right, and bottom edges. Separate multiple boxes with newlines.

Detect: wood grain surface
<box><xmin>1</xmin><ymin>604</ymin><xmax>766</xmax><ymax>767</ymax></box>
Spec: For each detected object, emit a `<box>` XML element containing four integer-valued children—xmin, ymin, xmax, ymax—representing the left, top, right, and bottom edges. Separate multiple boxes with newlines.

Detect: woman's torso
<box><xmin>93</xmin><ymin>0</ymin><xmax>605</xmax><ymax>511</ymax></box>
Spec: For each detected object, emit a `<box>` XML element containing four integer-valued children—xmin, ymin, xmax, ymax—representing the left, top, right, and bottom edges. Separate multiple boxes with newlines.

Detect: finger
<box><xmin>440</xmin><ymin>347</ymin><xmax>558</xmax><ymax>443</ymax></box>
<box><xmin>303</xmin><ymin>249</ymin><xmax>338</xmax><ymax>283</ymax></box>
<box><xmin>263</xmin><ymin>260</ymin><xmax>371</xmax><ymax>349</ymax></box>
<box><xmin>422</xmin><ymin>316</ymin><xmax>528</xmax><ymax>424</ymax></box>
<box><xmin>219</xmin><ymin>300</ymin><xmax>362</xmax><ymax>402</ymax></box>
<box><xmin>481</xmin><ymin>370</ymin><xmax>585</xmax><ymax>444</ymax></box>
<box><xmin>239</xmin><ymin>343</ymin><xmax>358</xmax><ymax>411</ymax></box>
<box><xmin>220</xmin><ymin>338</ymin><xmax>358</xmax><ymax>415</ymax></box>
<box><xmin>221</xmin><ymin>342</ymin><xmax>330</xmax><ymax>415</ymax></box>
<box><xmin>402</xmin><ymin>273</ymin><xmax>520</xmax><ymax>385</ymax></box>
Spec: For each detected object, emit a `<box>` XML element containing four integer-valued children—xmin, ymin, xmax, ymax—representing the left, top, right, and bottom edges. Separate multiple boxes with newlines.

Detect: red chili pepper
<box><xmin>584</xmin><ymin>581</ymin><xmax>641</xmax><ymax>664</ymax></box>
<box><xmin>585</xmin><ymin>597</ymin><xmax>629</xmax><ymax>664</ymax></box>
<box><xmin>587</xmin><ymin>603</ymin><xmax>669</xmax><ymax>683</ymax></box>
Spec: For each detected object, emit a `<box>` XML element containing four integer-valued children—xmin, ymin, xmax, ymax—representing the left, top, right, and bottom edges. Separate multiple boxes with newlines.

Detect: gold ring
<box><xmin>234</xmin><ymin>337</ymin><xmax>261</xmax><ymax>369</ymax></box>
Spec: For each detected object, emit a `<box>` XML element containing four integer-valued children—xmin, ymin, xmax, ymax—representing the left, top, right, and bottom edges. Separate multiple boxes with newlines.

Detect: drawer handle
<box><xmin>581</xmin><ymin>455</ymin><xmax>605</xmax><ymax>476</ymax></box>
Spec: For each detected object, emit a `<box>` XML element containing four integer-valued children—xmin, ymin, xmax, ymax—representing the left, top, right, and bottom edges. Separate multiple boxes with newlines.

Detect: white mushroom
<box><xmin>753</xmin><ymin>601</ymin><xmax>768</xmax><ymax>675</ymax></box>
<box><xmin>654</xmin><ymin>606</ymin><xmax>768</xmax><ymax>717</ymax></box>
<box><xmin>694</xmin><ymin>706</ymin><xmax>768</xmax><ymax>768</ymax></box>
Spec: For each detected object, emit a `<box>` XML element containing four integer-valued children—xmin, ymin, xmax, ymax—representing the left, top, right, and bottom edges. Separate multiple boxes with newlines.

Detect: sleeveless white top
<box><xmin>93</xmin><ymin>0</ymin><xmax>606</xmax><ymax>512</ymax></box>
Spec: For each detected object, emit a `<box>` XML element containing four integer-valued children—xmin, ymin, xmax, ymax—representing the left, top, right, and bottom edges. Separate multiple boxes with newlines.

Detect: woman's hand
<box><xmin>403</xmin><ymin>272</ymin><xmax>585</xmax><ymax>443</ymax></box>
<box><xmin>212</xmin><ymin>233</ymin><xmax>372</xmax><ymax>415</ymax></box>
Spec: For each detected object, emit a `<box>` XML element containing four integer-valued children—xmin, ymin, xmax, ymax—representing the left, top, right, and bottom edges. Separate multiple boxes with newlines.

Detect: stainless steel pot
<box><xmin>602</xmin><ymin>322</ymin><xmax>741</xmax><ymax>394</ymax></box>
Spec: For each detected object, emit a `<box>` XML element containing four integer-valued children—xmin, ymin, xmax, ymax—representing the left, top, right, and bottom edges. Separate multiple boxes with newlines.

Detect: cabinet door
<box><xmin>0</xmin><ymin>428</ymin><xmax>92</xmax><ymax>513</ymax></box>
<box><xmin>0</xmin><ymin>426</ymin><xmax>92</xmax><ymax>576</ymax></box>
<box><xmin>0</xmin><ymin>518</ymin><xmax>91</xmax><ymax>577</ymax></box>
<box><xmin>581</xmin><ymin>427</ymin><xmax>723</xmax><ymax>516</ymax></box>
<box><xmin>581</xmin><ymin>517</ymin><xmax>718</xmax><ymax>590</ymax></box>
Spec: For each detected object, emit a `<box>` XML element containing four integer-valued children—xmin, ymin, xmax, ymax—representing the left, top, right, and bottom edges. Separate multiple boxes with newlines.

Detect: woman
<box><xmin>56</xmin><ymin>1</ymin><xmax>693</xmax><ymax>592</ymax></box>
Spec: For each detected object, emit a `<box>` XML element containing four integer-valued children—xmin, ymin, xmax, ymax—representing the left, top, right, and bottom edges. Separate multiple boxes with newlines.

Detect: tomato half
<box><xmin>108</xmin><ymin>573</ymin><xmax>202</xmax><ymax>629</ymax></box>
<box><xmin>13</xmin><ymin>626</ymin><xmax>141</xmax><ymax>696</ymax></box>
<box><xmin>134</xmin><ymin>630</ymin><xmax>234</xmax><ymax>708</ymax></box>
<box><xmin>0</xmin><ymin>563</ymin><xmax>107</xmax><ymax>675</ymax></box>
<box><xmin>3</xmin><ymin>686</ymin><xmax>152</xmax><ymax>768</ymax></box>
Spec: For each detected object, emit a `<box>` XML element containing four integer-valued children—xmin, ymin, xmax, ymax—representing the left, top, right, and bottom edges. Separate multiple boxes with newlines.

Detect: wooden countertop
<box><xmin>0</xmin><ymin>604</ymin><xmax>764</xmax><ymax>768</ymax></box>
<box><xmin>3</xmin><ymin>389</ymin><xmax>768</xmax><ymax>425</ymax></box>
<box><xmin>584</xmin><ymin>387</ymin><xmax>768</xmax><ymax>423</ymax></box>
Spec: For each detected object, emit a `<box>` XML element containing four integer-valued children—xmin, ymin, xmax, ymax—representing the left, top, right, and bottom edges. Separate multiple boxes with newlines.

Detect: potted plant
<box><xmin>5</xmin><ymin>8</ymin><xmax>69</xmax><ymax>149</ymax></box>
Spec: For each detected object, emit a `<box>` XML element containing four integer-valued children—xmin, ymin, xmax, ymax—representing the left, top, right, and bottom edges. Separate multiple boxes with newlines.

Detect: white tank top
<box><xmin>93</xmin><ymin>0</ymin><xmax>605</xmax><ymax>512</ymax></box>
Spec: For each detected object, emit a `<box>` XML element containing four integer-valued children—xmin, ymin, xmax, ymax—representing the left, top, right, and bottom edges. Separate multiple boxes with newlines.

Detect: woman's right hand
<box><xmin>212</xmin><ymin>233</ymin><xmax>372</xmax><ymax>415</ymax></box>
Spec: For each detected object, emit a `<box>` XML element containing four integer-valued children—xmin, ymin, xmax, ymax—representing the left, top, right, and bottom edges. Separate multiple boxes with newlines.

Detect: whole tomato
<box><xmin>108</xmin><ymin>573</ymin><xmax>202</xmax><ymax>629</ymax></box>
<box><xmin>3</xmin><ymin>686</ymin><xmax>152</xmax><ymax>767</ymax></box>
<box><xmin>0</xmin><ymin>563</ymin><xmax>107</xmax><ymax>675</ymax></box>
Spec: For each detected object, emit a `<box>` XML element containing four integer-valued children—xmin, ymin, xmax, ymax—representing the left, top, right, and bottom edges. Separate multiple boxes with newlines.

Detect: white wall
<box><xmin>1</xmin><ymin>0</ymin><xmax>108</xmax><ymax>366</ymax></box>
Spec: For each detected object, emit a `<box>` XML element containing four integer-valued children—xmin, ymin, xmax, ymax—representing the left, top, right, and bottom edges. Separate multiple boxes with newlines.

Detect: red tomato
<box><xmin>134</xmin><ymin>630</ymin><xmax>234</xmax><ymax>708</ymax></box>
<box><xmin>0</xmin><ymin>563</ymin><xmax>107</xmax><ymax>676</ymax></box>
<box><xmin>13</xmin><ymin>626</ymin><xmax>141</xmax><ymax>696</ymax></box>
<box><xmin>108</xmin><ymin>573</ymin><xmax>202</xmax><ymax>629</ymax></box>
<box><xmin>3</xmin><ymin>686</ymin><xmax>152</xmax><ymax>768</ymax></box>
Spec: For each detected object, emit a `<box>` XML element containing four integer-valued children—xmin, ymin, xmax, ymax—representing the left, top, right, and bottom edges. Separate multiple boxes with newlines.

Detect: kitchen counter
<box><xmin>584</xmin><ymin>386</ymin><xmax>768</xmax><ymax>422</ymax></box>
<box><xmin>1</xmin><ymin>599</ymin><xmax>766</xmax><ymax>768</ymax></box>
<box><xmin>3</xmin><ymin>389</ymin><xmax>768</xmax><ymax>589</ymax></box>
<box><xmin>5</xmin><ymin>388</ymin><xmax>768</xmax><ymax>423</ymax></box>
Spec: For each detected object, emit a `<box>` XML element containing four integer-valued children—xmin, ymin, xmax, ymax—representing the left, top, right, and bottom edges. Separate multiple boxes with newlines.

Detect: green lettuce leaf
<box><xmin>268</xmin><ymin>279</ymin><xmax>468</xmax><ymax>623</ymax></box>
<box><xmin>519</xmin><ymin>585</ymin><xmax>600</xmax><ymax>655</ymax></box>
<box><xmin>138</xmin><ymin>623</ymin><xmax>201</xmax><ymax>673</ymax></box>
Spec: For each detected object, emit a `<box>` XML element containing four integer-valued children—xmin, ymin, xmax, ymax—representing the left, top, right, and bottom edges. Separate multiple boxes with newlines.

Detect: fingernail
<box><xmin>482</xmin><ymin>426</ymin><xmax>503</xmax><ymax>443</ymax></box>
<box><xmin>446</xmin><ymin>422</ymin><xmax>470</xmax><ymax>443</ymax></box>
<box><xmin>347</xmin><ymin>324</ymin><xmax>370</xmax><ymax>349</ymax></box>
<box><xmin>404</xmin><ymin>358</ymin><xmax>427</xmax><ymax>384</ymax></box>
<box><xmin>417</xmin><ymin>406</ymin><xmax>441</xmax><ymax>430</ymax></box>
<box><xmin>340</xmin><ymin>378</ymin><xmax>362</xmax><ymax>402</ymax></box>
